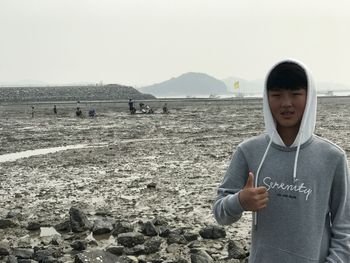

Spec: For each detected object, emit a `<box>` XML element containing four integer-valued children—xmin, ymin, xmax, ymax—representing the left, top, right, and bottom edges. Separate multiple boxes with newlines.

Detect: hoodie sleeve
<box><xmin>326</xmin><ymin>154</ymin><xmax>350</xmax><ymax>262</ymax></box>
<box><xmin>212</xmin><ymin>146</ymin><xmax>249</xmax><ymax>225</ymax></box>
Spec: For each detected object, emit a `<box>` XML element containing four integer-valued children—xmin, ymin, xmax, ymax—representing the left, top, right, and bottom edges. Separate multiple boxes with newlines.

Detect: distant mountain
<box><xmin>0</xmin><ymin>84</ymin><xmax>155</xmax><ymax>103</ymax></box>
<box><xmin>139</xmin><ymin>72</ymin><xmax>228</xmax><ymax>97</ymax></box>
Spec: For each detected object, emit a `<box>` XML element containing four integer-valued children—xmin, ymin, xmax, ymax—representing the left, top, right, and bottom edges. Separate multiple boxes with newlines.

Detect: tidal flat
<box><xmin>0</xmin><ymin>97</ymin><xmax>349</xmax><ymax>262</ymax></box>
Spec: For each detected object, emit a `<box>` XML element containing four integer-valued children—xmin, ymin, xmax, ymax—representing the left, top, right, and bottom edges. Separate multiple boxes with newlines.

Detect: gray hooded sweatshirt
<box><xmin>213</xmin><ymin>59</ymin><xmax>350</xmax><ymax>262</ymax></box>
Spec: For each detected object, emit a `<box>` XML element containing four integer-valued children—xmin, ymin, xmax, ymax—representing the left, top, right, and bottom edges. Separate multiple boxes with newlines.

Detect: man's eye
<box><xmin>293</xmin><ymin>93</ymin><xmax>302</xmax><ymax>96</ymax></box>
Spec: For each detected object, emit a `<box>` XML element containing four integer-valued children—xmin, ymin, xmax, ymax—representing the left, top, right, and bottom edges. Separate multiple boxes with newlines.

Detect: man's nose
<box><xmin>281</xmin><ymin>95</ymin><xmax>292</xmax><ymax>107</ymax></box>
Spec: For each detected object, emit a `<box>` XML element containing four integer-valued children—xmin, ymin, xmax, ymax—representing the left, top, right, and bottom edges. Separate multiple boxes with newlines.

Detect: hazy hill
<box><xmin>139</xmin><ymin>72</ymin><xmax>228</xmax><ymax>97</ymax></box>
<box><xmin>0</xmin><ymin>84</ymin><xmax>155</xmax><ymax>103</ymax></box>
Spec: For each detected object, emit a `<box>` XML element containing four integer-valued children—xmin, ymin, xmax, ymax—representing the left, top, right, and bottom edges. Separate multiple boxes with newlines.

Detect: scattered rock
<box><xmin>26</xmin><ymin>221</ymin><xmax>41</xmax><ymax>231</ymax></box>
<box><xmin>69</xmin><ymin>207</ymin><xmax>92</xmax><ymax>233</ymax></box>
<box><xmin>112</xmin><ymin>221</ymin><xmax>134</xmax><ymax>236</ymax></box>
<box><xmin>6</xmin><ymin>255</ymin><xmax>18</xmax><ymax>263</ymax></box>
<box><xmin>199</xmin><ymin>225</ymin><xmax>226</xmax><ymax>239</ymax></box>
<box><xmin>152</xmin><ymin>217</ymin><xmax>168</xmax><ymax>226</ymax></box>
<box><xmin>147</xmin><ymin>182</ymin><xmax>157</xmax><ymax>189</ymax></box>
<box><xmin>34</xmin><ymin>247</ymin><xmax>61</xmax><ymax>262</ymax></box>
<box><xmin>106</xmin><ymin>245</ymin><xmax>124</xmax><ymax>256</ymax></box>
<box><xmin>158</xmin><ymin>226</ymin><xmax>171</xmax><ymax>237</ymax></box>
<box><xmin>70</xmin><ymin>240</ymin><xmax>87</xmax><ymax>251</ymax></box>
<box><xmin>144</xmin><ymin>237</ymin><xmax>162</xmax><ymax>254</ymax></box>
<box><xmin>124</xmin><ymin>244</ymin><xmax>145</xmax><ymax>255</ymax></box>
<box><xmin>227</xmin><ymin>240</ymin><xmax>247</xmax><ymax>259</ymax></box>
<box><xmin>184</xmin><ymin>231</ymin><xmax>198</xmax><ymax>242</ymax></box>
<box><xmin>92</xmin><ymin>219</ymin><xmax>113</xmax><ymax>235</ymax></box>
<box><xmin>0</xmin><ymin>219</ymin><xmax>17</xmax><ymax>229</ymax></box>
<box><xmin>54</xmin><ymin>219</ymin><xmax>71</xmax><ymax>232</ymax></box>
<box><xmin>0</xmin><ymin>242</ymin><xmax>10</xmax><ymax>256</ymax></box>
<box><xmin>190</xmin><ymin>249</ymin><xmax>213</xmax><ymax>263</ymax></box>
<box><xmin>141</xmin><ymin>221</ymin><xmax>158</xmax><ymax>236</ymax></box>
<box><xmin>13</xmin><ymin>248</ymin><xmax>34</xmax><ymax>259</ymax></box>
<box><xmin>167</xmin><ymin>233</ymin><xmax>188</xmax><ymax>245</ymax></box>
<box><xmin>117</xmin><ymin>232</ymin><xmax>145</xmax><ymax>248</ymax></box>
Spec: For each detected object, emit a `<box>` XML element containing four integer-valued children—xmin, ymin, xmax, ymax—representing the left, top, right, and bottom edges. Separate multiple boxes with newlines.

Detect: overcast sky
<box><xmin>0</xmin><ymin>0</ymin><xmax>349</xmax><ymax>87</ymax></box>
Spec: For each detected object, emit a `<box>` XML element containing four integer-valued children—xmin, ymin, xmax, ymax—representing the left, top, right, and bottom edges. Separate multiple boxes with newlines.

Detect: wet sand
<box><xmin>0</xmin><ymin>97</ymin><xmax>349</xmax><ymax>261</ymax></box>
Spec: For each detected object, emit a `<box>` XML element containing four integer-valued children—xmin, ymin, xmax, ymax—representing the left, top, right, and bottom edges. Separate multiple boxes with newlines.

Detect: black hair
<box><xmin>267</xmin><ymin>62</ymin><xmax>308</xmax><ymax>91</ymax></box>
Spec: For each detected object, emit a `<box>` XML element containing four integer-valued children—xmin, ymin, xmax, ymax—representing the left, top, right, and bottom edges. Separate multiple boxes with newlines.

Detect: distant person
<box><xmin>162</xmin><ymin>103</ymin><xmax>169</xmax><ymax>114</ymax></box>
<box><xmin>128</xmin><ymin>99</ymin><xmax>136</xmax><ymax>114</ymax></box>
<box><xmin>213</xmin><ymin>59</ymin><xmax>350</xmax><ymax>262</ymax></box>
<box><xmin>88</xmin><ymin>108</ymin><xmax>96</xmax><ymax>117</ymax></box>
<box><xmin>139</xmin><ymin>103</ymin><xmax>145</xmax><ymax>111</ymax></box>
<box><xmin>76</xmin><ymin>107</ymin><xmax>82</xmax><ymax>117</ymax></box>
<box><xmin>53</xmin><ymin>105</ymin><xmax>57</xmax><ymax>115</ymax></box>
<box><xmin>31</xmin><ymin>106</ymin><xmax>35</xmax><ymax>118</ymax></box>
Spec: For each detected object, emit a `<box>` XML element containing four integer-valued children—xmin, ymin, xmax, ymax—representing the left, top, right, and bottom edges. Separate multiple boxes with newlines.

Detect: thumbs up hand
<box><xmin>239</xmin><ymin>172</ymin><xmax>269</xmax><ymax>212</ymax></box>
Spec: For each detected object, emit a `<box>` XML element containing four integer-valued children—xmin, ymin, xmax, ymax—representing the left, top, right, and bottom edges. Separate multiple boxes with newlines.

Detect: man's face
<box><xmin>268</xmin><ymin>88</ymin><xmax>307</xmax><ymax>130</ymax></box>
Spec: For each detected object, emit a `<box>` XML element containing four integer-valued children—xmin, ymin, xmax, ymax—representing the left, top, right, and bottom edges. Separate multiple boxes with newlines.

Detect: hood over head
<box><xmin>253</xmin><ymin>59</ymin><xmax>317</xmax><ymax>227</ymax></box>
<box><xmin>263</xmin><ymin>58</ymin><xmax>317</xmax><ymax>147</ymax></box>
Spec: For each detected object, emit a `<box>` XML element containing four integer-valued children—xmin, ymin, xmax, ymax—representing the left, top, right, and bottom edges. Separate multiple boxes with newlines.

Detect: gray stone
<box><xmin>141</xmin><ymin>221</ymin><xmax>158</xmax><ymax>236</ymax></box>
<box><xmin>166</xmin><ymin>243</ymin><xmax>181</xmax><ymax>254</ymax></box>
<box><xmin>13</xmin><ymin>248</ymin><xmax>34</xmax><ymax>259</ymax></box>
<box><xmin>70</xmin><ymin>240</ymin><xmax>87</xmax><ymax>251</ymax></box>
<box><xmin>117</xmin><ymin>232</ymin><xmax>145</xmax><ymax>248</ymax></box>
<box><xmin>6</xmin><ymin>255</ymin><xmax>18</xmax><ymax>263</ymax></box>
<box><xmin>199</xmin><ymin>225</ymin><xmax>226</xmax><ymax>239</ymax></box>
<box><xmin>74</xmin><ymin>249</ymin><xmax>119</xmax><ymax>263</ymax></box>
<box><xmin>190</xmin><ymin>250</ymin><xmax>213</xmax><ymax>263</ymax></box>
<box><xmin>227</xmin><ymin>240</ymin><xmax>247</xmax><ymax>260</ymax></box>
<box><xmin>167</xmin><ymin>233</ymin><xmax>188</xmax><ymax>245</ymax></box>
<box><xmin>92</xmin><ymin>219</ymin><xmax>113</xmax><ymax>235</ymax></box>
<box><xmin>54</xmin><ymin>219</ymin><xmax>71</xmax><ymax>232</ymax></box>
<box><xmin>26</xmin><ymin>221</ymin><xmax>41</xmax><ymax>231</ymax></box>
<box><xmin>69</xmin><ymin>207</ymin><xmax>92</xmax><ymax>233</ymax></box>
<box><xmin>124</xmin><ymin>244</ymin><xmax>145</xmax><ymax>255</ymax></box>
<box><xmin>106</xmin><ymin>245</ymin><xmax>124</xmax><ymax>256</ymax></box>
<box><xmin>0</xmin><ymin>219</ymin><xmax>17</xmax><ymax>229</ymax></box>
<box><xmin>152</xmin><ymin>216</ymin><xmax>168</xmax><ymax>226</ymax></box>
<box><xmin>0</xmin><ymin>242</ymin><xmax>10</xmax><ymax>256</ymax></box>
<box><xmin>144</xmin><ymin>237</ymin><xmax>162</xmax><ymax>254</ymax></box>
<box><xmin>158</xmin><ymin>226</ymin><xmax>170</xmax><ymax>237</ymax></box>
<box><xmin>184</xmin><ymin>231</ymin><xmax>198</xmax><ymax>242</ymax></box>
<box><xmin>112</xmin><ymin>221</ymin><xmax>134</xmax><ymax>236</ymax></box>
<box><xmin>34</xmin><ymin>247</ymin><xmax>61</xmax><ymax>262</ymax></box>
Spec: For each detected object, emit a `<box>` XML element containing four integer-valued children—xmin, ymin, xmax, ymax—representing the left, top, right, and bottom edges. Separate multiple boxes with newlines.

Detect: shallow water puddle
<box><xmin>0</xmin><ymin>144</ymin><xmax>87</xmax><ymax>163</ymax></box>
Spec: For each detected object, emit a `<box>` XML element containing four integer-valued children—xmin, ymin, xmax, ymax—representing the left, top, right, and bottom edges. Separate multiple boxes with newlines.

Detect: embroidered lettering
<box><xmin>263</xmin><ymin>177</ymin><xmax>312</xmax><ymax>201</ymax></box>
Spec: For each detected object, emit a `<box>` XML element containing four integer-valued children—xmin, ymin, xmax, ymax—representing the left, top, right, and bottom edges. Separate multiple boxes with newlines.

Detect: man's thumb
<box><xmin>244</xmin><ymin>172</ymin><xmax>255</xmax><ymax>188</ymax></box>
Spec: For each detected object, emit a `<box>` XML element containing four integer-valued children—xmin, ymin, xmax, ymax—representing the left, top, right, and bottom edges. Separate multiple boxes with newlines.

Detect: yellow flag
<box><xmin>233</xmin><ymin>81</ymin><xmax>240</xmax><ymax>89</ymax></box>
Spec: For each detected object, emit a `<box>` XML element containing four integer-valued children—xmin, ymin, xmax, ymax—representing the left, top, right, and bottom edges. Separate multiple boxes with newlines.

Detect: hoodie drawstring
<box><xmin>253</xmin><ymin>131</ymin><xmax>275</xmax><ymax>227</ymax></box>
<box><xmin>293</xmin><ymin>129</ymin><xmax>303</xmax><ymax>182</ymax></box>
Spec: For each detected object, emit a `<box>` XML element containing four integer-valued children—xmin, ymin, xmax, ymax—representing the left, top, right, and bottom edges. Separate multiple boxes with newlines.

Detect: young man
<box><xmin>213</xmin><ymin>59</ymin><xmax>350</xmax><ymax>262</ymax></box>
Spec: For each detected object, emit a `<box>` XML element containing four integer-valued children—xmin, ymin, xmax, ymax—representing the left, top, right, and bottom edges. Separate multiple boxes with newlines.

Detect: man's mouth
<box><xmin>281</xmin><ymin>111</ymin><xmax>295</xmax><ymax>116</ymax></box>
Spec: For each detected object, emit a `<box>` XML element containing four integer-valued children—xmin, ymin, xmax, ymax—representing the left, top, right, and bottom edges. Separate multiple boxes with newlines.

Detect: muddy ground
<box><xmin>0</xmin><ymin>97</ymin><xmax>349</xmax><ymax>261</ymax></box>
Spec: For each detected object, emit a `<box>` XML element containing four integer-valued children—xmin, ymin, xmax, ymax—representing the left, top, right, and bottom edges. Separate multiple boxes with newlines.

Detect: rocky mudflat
<box><xmin>0</xmin><ymin>97</ymin><xmax>349</xmax><ymax>262</ymax></box>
